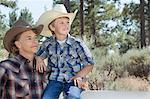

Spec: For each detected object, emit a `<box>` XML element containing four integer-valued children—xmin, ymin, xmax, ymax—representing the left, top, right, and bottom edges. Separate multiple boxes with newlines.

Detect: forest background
<box><xmin>1</xmin><ymin>0</ymin><xmax>150</xmax><ymax>91</ymax></box>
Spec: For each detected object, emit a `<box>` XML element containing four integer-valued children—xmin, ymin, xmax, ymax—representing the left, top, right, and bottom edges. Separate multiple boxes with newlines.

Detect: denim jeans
<box><xmin>42</xmin><ymin>80</ymin><xmax>82</xmax><ymax>99</ymax></box>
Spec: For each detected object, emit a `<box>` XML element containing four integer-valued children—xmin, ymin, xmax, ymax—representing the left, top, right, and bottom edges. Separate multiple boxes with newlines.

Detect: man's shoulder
<box><xmin>0</xmin><ymin>57</ymin><xmax>20</xmax><ymax>72</ymax></box>
<box><xmin>0</xmin><ymin>58</ymin><xmax>12</xmax><ymax>65</ymax></box>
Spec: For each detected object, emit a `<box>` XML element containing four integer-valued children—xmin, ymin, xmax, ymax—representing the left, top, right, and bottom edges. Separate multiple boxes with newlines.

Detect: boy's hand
<box><xmin>36</xmin><ymin>56</ymin><xmax>46</xmax><ymax>73</ymax></box>
<box><xmin>70</xmin><ymin>76</ymin><xmax>83</xmax><ymax>88</ymax></box>
<box><xmin>70</xmin><ymin>76</ymin><xmax>89</xmax><ymax>90</ymax></box>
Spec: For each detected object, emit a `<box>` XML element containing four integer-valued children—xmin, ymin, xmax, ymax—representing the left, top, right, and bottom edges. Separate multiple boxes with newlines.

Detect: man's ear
<box><xmin>15</xmin><ymin>41</ymin><xmax>21</xmax><ymax>49</ymax></box>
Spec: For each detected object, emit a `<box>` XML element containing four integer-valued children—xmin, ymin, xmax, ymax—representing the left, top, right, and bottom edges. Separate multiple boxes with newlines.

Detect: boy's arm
<box><xmin>71</xmin><ymin>40</ymin><xmax>94</xmax><ymax>88</ymax></box>
<box><xmin>36</xmin><ymin>56</ymin><xmax>46</xmax><ymax>73</ymax></box>
<box><xmin>75</xmin><ymin>64</ymin><xmax>93</xmax><ymax>78</ymax></box>
<box><xmin>70</xmin><ymin>64</ymin><xmax>93</xmax><ymax>88</ymax></box>
<box><xmin>36</xmin><ymin>41</ymin><xmax>49</xmax><ymax>73</ymax></box>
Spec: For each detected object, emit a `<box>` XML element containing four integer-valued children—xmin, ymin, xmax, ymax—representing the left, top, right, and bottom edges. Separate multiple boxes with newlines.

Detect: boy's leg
<box><xmin>64</xmin><ymin>82</ymin><xmax>83</xmax><ymax>99</ymax></box>
<box><xmin>42</xmin><ymin>80</ymin><xmax>63</xmax><ymax>99</ymax></box>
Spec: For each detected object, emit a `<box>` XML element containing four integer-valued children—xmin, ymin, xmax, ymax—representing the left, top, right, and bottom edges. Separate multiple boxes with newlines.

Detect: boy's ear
<box><xmin>49</xmin><ymin>24</ymin><xmax>55</xmax><ymax>32</ymax></box>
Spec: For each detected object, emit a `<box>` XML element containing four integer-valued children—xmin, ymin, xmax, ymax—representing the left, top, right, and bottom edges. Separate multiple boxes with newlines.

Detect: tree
<box><xmin>0</xmin><ymin>0</ymin><xmax>17</xmax><ymax>8</ymax></box>
<box><xmin>140</xmin><ymin>0</ymin><xmax>146</xmax><ymax>48</ymax></box>
<box><xmin>19</xmin><ymin>7</ymin><xmax>34</xmax><ymax>24</ymax></box>
<box><xmin>145</xmin><ymin>0</ymin><xmax>150</xmax><ymax>45</ymax></box>
<box><xmin>0</xmin><ymin>0</ymin><xmax>17</xmax><ymax>48</ymax></box>
<box><xmin>80</xmin><ymin>0</ymin><xmax>84</xmax><ymax>39</ymax></box>
<box><xmin>9</xmin><ymin>9</ymin><xmax>17</xmax><ymax>27</ymax></box>
<box><xmin>64</xmin><ymin>0</ymin><xmax>70</xmax><ymax>12</ymax></box>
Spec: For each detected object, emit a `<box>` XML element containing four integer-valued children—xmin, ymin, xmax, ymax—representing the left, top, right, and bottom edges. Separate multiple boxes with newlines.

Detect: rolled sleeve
<box><xmin>77</xmin><ymin>41</ymin><xmax>94</xmax><ymax>67</ymax></box>
<box><xmin>37</xmin><ymin>42</ymin><xmax>49</xmax><ymax>59</ymax></box>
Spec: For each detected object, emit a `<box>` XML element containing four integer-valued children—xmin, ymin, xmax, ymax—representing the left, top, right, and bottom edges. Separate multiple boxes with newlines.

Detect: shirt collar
<box><xmin>16</xmin><ymin>54</ymin><xmax>31</xmax><ymax>64</ymax></box>
<box><xmin>51</xmin><ymin>34</ymin><xmax>73</xmax><ymax>46</ymax></box>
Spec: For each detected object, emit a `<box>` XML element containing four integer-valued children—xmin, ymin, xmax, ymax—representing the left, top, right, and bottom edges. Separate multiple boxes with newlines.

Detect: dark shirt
<box><xmin>0</xmin><ymin>55</ymin><xmax>47</xmax><ymax>99</ymax></box>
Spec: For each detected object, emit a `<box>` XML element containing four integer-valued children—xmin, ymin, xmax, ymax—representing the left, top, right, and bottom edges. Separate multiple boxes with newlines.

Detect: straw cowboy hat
<box><xmin>3</xmin><ymin>18</ymin><xmax>43</xmax><ymax>53</ymax></box>
<box><xmin>36</xmin><ymin>4</ymin><xmax>77</xmax><ymax>37</ymax></box>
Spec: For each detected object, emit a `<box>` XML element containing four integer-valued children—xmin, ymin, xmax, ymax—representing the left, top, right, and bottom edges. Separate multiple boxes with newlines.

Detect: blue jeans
<box><xmin>42</xmin><ymin>80</ymin><xmax>83</xmax><ymax>99</ymax></box>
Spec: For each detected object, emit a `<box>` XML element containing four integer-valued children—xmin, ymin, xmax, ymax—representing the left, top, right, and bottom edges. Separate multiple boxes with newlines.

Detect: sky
<box><xmin>0</xmin><ymin>0</ymin><xmax>53</xmax><ymax>23</ymax></box>
<box><xmin>0</xmin><ymin>0</ymin><xmax>139</xmax><ymax>24</ymax></box>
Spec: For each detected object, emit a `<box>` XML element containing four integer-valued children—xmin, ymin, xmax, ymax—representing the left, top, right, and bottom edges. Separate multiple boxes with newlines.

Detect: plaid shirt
<box><xmin>0</xmin><ymin>55</ymin><xmax>47</xmax><ymax>99</ymax></box>
<box><xmin>37</xmin><ymin>35</ymin><xmax>94</xmax><ymax>83</ymax></box>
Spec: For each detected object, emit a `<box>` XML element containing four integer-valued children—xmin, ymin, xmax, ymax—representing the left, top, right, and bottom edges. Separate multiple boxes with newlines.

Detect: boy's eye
<box><xmin>27</xmin><ymin>37</ymin><xmax>32</xmax><ymax>40</ymax></box>
<box><xmin>60</xmin><ymin>22</ymin><xmax>64</xmax><ymax>24</ymax></box>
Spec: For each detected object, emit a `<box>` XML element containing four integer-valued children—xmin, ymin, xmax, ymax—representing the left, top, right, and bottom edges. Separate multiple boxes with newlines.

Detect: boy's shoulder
<box><xmin>42</xmin><ymin>36</ymin><xmax>55</xmax><ymax>45</ymax></box>
<box><xmin>68</xmin><ymin>35</ymin><xmax>83</xmax><ymax>43</ymax></box>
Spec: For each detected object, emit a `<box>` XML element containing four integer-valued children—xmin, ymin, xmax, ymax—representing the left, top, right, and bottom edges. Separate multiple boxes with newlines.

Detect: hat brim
<box><xmin>3</xmin><ymin>25</ymin><xmax>43</xmax><ymax>53</ymax></box>
<box><xmin>36</xmin><ymin>10</ymin><xmax>77</xmax><ymax>37</ymax></box>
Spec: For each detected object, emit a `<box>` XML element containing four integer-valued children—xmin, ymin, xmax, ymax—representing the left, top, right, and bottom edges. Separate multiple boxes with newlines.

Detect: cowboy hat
<box><xmin>3</xmin><ymin>18</ymin><xmax>43</xmax><ymax>53</ymax></box>
<box><xmin>36</xmin><ymin>4</ymin><xmax>77</xmax><ymax>37</ymax></box>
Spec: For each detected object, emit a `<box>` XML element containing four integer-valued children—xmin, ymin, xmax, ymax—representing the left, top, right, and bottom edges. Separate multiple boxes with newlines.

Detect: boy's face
<box><xmin>15</xmin><ymin>30</ymin><xmax>39</xmax><ymax>54</ymax></box>
<box><xmin>50</xmin><ymin>17</ymin><xmax>70</xmax><ymax>37</ymax></box>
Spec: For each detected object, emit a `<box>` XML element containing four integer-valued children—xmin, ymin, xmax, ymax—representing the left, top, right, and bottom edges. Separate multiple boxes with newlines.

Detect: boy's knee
<box><xmin>67</xmin><ymin>93</ymin><xmax>81</xmax><ymax>99</ymax></box>
<box><xmin>67</xmin><ymin>86</ymin><xmax>82</xmax><ymax>99</ymax></box>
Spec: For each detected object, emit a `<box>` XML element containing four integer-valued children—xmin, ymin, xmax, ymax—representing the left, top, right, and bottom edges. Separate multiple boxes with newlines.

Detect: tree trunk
<box><xmin>64</xmin><ymin>0</ymin><xmax>70</xmax><ymax>12</ymax></box>
<box><xmin>80</xmin><ymin>0</ymin><xmax>84</xmax><ymax>39</ymax></box>
<box><xmin>140</xmin><ymin>0</ymin><xmax>146</xmax><ymax>48</ymax></box>
<box><xmin>91</xmin><ymin>0</ymin><xmax>96</xmax><ymax>45</ymax></box>
<box><xmin>147</xmin><ymin>1</ymin><xmax>150</xmax><ymax>45</ymax></box>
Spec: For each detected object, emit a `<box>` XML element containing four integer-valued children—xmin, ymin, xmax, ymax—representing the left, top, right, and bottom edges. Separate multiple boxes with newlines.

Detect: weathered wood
<box><xmin>81</xmin><ymin>90</ymin><xmax>150</xmax><ymax>99</ymax></box>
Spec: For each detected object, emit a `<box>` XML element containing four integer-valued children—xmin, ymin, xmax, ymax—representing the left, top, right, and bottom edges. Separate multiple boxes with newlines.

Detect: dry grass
<box><xmin>0</xmin><ymin>49</ymin><xmax>9</xmax><ymax>61</ymax></box>
<box><xmin>109</xmin><ymin>76</ymin><xmax>150</xmax><ymax>91</ymax></box>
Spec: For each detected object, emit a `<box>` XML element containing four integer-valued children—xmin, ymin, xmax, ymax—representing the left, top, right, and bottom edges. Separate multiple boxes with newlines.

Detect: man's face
<box><xmin>50</xmin><ymin>17</ymin><xmax>70</xmax><ymax>36</ymax></box>
<box><xmin>15</xmin><ymin>30</ymin><xmax>38</xmax><ymax>54</ymax></box>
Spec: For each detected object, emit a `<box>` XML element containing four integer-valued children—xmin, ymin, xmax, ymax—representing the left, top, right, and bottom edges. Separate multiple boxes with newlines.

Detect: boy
<box><xmin>36</xmin><ymin>4</ymin><xmax>94</xmax><ymax>99</ymax></box>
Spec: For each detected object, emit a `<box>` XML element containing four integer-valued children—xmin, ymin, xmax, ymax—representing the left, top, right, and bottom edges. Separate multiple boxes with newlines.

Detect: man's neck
<box><xmin>19</xmin><ymin>52</ymin><xmax>34</xmax><ymax>61</ymax></box>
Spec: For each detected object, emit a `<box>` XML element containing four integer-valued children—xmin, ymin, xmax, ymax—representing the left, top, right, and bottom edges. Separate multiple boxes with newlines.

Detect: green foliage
<box><xmin>9</xmin><ymin>9</ymin><xmax>17</xmax><ymax>27</ymax></box>
<box><xmin>19</xmin><ymin>7</ymin><xmax>34</xmax><ymax>24</ymax></box>
<box><xmin>89</xmin><ymin>47</ymin><xmax>150</xmax><ymax>90</ymax></box>
<box><xmin>106</xmin><ymin>76</ymin><xmax>149</xmax><ymax>91</ymax></box>
<box><xmin>123</xmin><ymin>48</ymin><xmax>150</xmax><ymax>78</ymax></box>
<box><xmin>0</xmin><ymin>0</ymin><xmax>17</xmax><ymax>8</ymax></box>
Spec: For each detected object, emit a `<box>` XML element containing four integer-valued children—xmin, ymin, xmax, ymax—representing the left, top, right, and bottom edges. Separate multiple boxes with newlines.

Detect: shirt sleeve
<box><xmin>36</xmin><ymin>42</ymin><xmax>49</xmax><ymax>59</ymax></box>
<box><xmin>77</xmin><ymin>40</ymin><xmax>94</xmax><ymax>67</ymax></box>
<box><xmin>0</xmin><ymin>66</ymin><xmax>6</xmax><ymax>98</ymax></box>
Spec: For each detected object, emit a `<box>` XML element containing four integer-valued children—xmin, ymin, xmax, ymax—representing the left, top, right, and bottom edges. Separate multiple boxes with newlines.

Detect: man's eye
<box><xmin>27</xmin><ymin>38</ymin><xmax>32</xmax><ymax>40</ymax></box>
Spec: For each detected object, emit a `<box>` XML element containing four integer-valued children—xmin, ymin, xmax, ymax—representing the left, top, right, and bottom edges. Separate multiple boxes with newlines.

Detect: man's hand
<box><xmin>36</xmin><ymin>56</ymin><xmax>46</xmax><ymax>73</ymax></box>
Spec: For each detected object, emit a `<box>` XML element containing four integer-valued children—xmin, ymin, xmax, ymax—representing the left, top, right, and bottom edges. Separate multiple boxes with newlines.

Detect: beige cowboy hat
<box><xmin>3</xmin><ymin>18</ymin><xmax>43</xmax><ymax>53</ymax></box>
<box><xmin>36</xmin><ymin>4</ymin><xmax>77</xmax><ymax>37</ymax></box>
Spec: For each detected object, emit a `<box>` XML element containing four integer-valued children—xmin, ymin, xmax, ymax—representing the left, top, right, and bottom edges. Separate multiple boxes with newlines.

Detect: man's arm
<box><xmin>0</xmin><ymin>67</ymin><xmax>6</xmax><ymax>98</ymax></box>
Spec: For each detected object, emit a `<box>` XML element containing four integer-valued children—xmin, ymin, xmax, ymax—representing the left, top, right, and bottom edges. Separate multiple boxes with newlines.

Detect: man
<box><xmin>36</xmin><ymin>4</ymin><xmax>94</xmax><ymax>99</ymax></box>
<box><xmin>0</xmin><ymin>19</ymin><xmax>46</xmax><ymax>99</ymax></box>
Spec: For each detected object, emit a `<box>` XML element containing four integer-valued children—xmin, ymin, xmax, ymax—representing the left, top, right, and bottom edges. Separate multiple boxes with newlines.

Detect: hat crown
<box><xmin>12</xmin><ymin>18</ymin><xmax>32</xmax><ymax>28</ymax></box>
<box><xmin>53</xmin><ymin>4</ymin><xmax>68</xmax><ymax>13</ymax></box>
